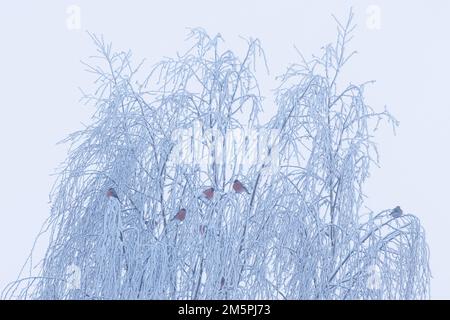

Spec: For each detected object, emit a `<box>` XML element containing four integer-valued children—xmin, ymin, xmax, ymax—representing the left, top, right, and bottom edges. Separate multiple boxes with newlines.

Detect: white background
<box><xmin>0</xmin><ymin>0</ymin><xmax>449</xmax><ymax>299</ymax></box>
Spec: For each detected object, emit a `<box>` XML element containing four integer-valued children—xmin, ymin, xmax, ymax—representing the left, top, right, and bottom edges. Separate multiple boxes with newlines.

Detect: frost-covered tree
<box><xmin>3</xmin><ymin>12</ymin><xmax>430</xmax><ymax>300</ymax></box>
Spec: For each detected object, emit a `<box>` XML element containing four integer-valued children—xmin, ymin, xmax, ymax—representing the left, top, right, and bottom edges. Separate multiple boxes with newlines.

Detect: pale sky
<box><xmin>1</xmin><ymin>0</ymin><xmax>449</xmax><ymax>299</ymax></box>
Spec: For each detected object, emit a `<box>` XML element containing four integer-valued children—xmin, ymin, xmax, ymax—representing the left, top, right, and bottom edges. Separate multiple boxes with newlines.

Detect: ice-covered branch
<box><xmin>3</xmin><ymin>12</ymin><xmax>430</xmax><ymax>300</ymax></box>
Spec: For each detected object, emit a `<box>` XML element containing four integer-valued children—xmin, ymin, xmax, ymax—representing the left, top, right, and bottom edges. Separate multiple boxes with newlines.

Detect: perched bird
<box><xmin>200</xmin><ymin>187</ymin><xmax>215</xmax><ymax>200</ymax></box>
<box><xmin>220</xmin><ymin>277</ymin><xmax>226</xmax><ymax>290</ymax></box>
<box><xmin>233</xmin><ymin>179</ymin><xmax>250</xmax><ymax>194</ymax></box>
<box><xmin>106</xmin><ymin>187</ymin><xmax>119</xmax><ymax>200</ymax></box>
<box><xmin>390</xmin><ymin>206</ymin><xmax>403</xmax><ymax>218</ymax></box>
<box><xmin>197</xmin><ymin>187</ymin><xmax>214</xmax><ymax>201</ymax></box>
<box><xmin>172</xmin><ymin>208</ymin><xmax>187</xmax><ymax>222</ymax></box>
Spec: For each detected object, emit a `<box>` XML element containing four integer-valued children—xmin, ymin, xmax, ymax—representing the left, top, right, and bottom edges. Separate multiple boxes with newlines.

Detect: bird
<box><xmin>390</xmin><ymin>206</ymin><xmax>403</xmax><ymax>218</ymax></box>
<box><xmin>220</xmin><ymin>277</ymin><xmax>226</xmax><ymax>290</ymax></box>
<box><xmin>200</xmin><ymin>187</ymin><xmax>215</xmax><ymax>200</ymax></box>
<box><xmin>106</xmin><ymin>187</ymin><xmax>119</xmax><ymax>200</ymax></box>
<box><xmin>172</xmin><ymin>208</ymin><xmax>187</xmax><ymax>222</ymax></box>
<box><xmin>233</xmin><ymin>179</ymin><xmax>250</xmax><ymax>194</ymax></box>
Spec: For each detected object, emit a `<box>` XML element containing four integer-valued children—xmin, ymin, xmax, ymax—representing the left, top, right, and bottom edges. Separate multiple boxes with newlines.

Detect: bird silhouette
<box><xmin>233</xmin><ymin>179</ymin><xmax>250</xmax><ymax>194</ymax></box>
<box><xmin>200</xmin><ymin>187</ymin><xmax>215</xmax><ymax>200</ymax></box>
<box><xmin>198</xmin><ymin>187</ymin><xmax>214</xmax><ymax>200</ymax></box>
<box><xmin>172</xmin><ymin>208</ymin><xmax>187</xmax><ymax>222</ymax></box>
<box><xmin>106</xmin><ymin>187</ymin><xmax>119</xmax><ymax>200</ymax></box>
<box><xmin>390</xmin><ymin>206</ymin><xmax>403</xmax><ymax>218</ymax></box>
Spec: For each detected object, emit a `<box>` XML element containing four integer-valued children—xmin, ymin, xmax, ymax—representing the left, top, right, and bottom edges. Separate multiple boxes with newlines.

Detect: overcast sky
<box><xmin>1</xmin><ymin>0</ymin><xmax>449</xmax><ymax>299</ymax></box>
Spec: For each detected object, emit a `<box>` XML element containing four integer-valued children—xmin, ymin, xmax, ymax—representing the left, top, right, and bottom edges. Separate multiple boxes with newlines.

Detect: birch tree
<box><xmin>3</xmin><ymin>12</ymin><xmax>430</xmax><ymax>300</ymax></box>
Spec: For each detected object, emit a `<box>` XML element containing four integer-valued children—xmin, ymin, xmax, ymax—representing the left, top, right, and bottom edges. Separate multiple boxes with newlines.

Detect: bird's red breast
<box><xmin>233</xmin><ymin>180</ymin><xmax>249</xmax><ymax>194</ymax></box>
<box><xmin>174</xmin><ymin>208</ymin><xmax>186</xmax><ymax>221</ymax></box>
<box><xmin>203</xmin><ymin>187</ymin><xmax>214</xmax><ymax>200</ymax></box>
<box><xmin>106</xmin><ymin>188</ymin><xmax>119</xmax><ymax>199</ymax></box>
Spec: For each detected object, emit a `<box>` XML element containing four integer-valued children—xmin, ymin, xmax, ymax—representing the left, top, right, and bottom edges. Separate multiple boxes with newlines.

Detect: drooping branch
<box><xmin>3</xmin><ymin>12</ymin><xmax>430</xmax><ymax>300</ymax></box>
